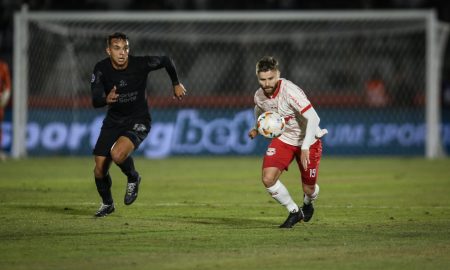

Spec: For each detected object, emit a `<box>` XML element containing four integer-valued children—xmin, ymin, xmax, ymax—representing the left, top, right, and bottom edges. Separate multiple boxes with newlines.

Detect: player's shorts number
<box><xmin>309</xmin><ymin>169</ymin><xmax>316</xmax><ymax>178</ymax></box>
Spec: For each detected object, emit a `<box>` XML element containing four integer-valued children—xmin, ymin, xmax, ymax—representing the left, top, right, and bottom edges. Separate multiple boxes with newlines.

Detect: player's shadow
<box><xmin>183</xmin><ymin>216</ymin><xmax>274</xmax><ymax>228</ymax></box>
<box><xmin>13</xmin><ymin>204</ymin><xmax>92</xmax><ymax>216</ymax></box>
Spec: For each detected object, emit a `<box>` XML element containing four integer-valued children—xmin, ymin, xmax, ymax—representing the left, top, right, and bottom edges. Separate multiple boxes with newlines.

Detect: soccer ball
<box><xmin>257</xmin><ymin>111</ymin><xmax>286</xmax><ymax>138</ymax></box>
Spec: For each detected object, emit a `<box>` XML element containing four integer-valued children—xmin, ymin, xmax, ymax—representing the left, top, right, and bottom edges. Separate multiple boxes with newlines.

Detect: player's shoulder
<box><xmin>254</xmin><ymin>88</ymin><xmax>266</xmax><ymax>101</ymax></box>
<box><xmin>255</xmin><ymin>88</ymin><xmax>275</xmax><ymax>107</ymax></box>
<box><xmin>94</xmin><ymin>57</ymin><xmax>111</xmax><ymax>70</ymax></box>
<box><xmin>280</xmin><ymin>78</ymin><xmax>298</xmax><ymax>88</ymax></box>
<box><xmin>280</xmin><ymin>78</ymin><xmax>305</xmax><ymax>93</ymax></box>
<box><xmin>129</xmin><ymin>55</ymin><xmax>145</xmax><ymax>62</ymax></box>
<box><xmin>136</xmin><ymin>55</ymin><xmax>167</xmax><ymax>68</ymax></box>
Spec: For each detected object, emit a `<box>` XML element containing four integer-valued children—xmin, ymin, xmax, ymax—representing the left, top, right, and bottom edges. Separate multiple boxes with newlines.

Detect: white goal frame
<box><xmin>12</xmin><ymin>7</ymin><xmax>446</xmax><ymax>158</ymax></box>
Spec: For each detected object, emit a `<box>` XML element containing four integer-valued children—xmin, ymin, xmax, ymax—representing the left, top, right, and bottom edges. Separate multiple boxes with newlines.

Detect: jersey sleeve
<box><xmin>90</xmin><ymin>63</ymin><xmax>107</xmax><ymax>108</ymax></box>
<box><xmin>301</xmin><ymin>107</ymin><xmax>320</xmax><ymax>150</ymax></box>
<box><xmin>145</xmin><ymin>56</ymin><xmax>180</xmax><ymax>86</ymax></box>
<box><xmin>286</xmin><ymin>85</ymin><xmax>312</xmax><ymax>115</ymax></box>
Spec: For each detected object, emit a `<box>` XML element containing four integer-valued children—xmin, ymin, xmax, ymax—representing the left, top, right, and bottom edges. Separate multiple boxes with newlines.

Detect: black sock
<box><xmin>95</xmin><ymin>173</ymin><xmax>113</xmax><ymax>205</ymax></box>
<box><xmin>117</xmin><ymin>156</ymin><xmax>139</xmax><ymax>183</ymax></box>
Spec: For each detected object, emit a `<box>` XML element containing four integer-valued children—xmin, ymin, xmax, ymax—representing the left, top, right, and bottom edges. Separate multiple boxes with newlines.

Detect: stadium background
<box><xmin>1</xmin><ymin>0</ymin><xmax>450</xmax><ymax>158</ymax></box>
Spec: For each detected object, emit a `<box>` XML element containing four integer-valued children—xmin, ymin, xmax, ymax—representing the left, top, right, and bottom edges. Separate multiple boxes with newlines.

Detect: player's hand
<box><xmin>315</xmin><ymin>128</ymin><xmax>328</xmax><ymax>139</ymax></box>
<box><xmin>301</xmin><ymin>149</ymin><xmax>310</xmax><ymax>171</ymax></box>
<box><xmin>248</xmin><ymin>128</ymin><xmax>258</xmax><ymax>140</ymax></box>
<box><xmin>173</xmin><ymin>83</ymin><xmax>187</xmax><ymax>101</ymax></box>
<box><xmin>106</xmin><ymin>86</ymin><xmax>119</xmax><ymax>104</ymax></box>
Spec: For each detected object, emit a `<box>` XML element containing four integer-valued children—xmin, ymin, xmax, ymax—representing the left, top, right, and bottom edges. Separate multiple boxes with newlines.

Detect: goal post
<box><xmin>425</xmin><ymin>10</ymin><xmax>444</xmax><ymax>159</ymax></box>
<box><xmin>12</xmin><ymin>5</ymin><xmax>29</xmax><ymax>159</ymax></box>
<box><xmin>11</xmin><ymin>9</ymin><xmax>447</xmax><ymax>158</ymax></box>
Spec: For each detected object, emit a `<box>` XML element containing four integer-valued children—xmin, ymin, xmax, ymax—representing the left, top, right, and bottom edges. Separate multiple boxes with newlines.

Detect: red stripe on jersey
<box><xmin>301</xmin><ymin>104</ymin><xmax>312</xmax><ymax>114</ymax></box>
<box><xmin>271</xmin><ymin>80</ymin><xmax>282</xmax><ymax>99</ymax></box>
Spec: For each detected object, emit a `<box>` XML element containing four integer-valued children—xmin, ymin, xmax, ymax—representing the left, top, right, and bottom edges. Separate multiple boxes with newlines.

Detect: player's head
<box><xmin>256</xmin><ymin>56</ymin><xmax>280</xmax><ymax>96</ymax></box>
<box><xmin>106</xmin><ymin>32</ymin><xmax>129</xmax><ymax>70</ymax></box>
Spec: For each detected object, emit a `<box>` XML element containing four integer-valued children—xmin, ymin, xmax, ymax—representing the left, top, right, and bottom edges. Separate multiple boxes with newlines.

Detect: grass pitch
<box><xmin>0</xmin><ymin>156</ymin><xmax>449</xmax><ymax>270</ymax></box>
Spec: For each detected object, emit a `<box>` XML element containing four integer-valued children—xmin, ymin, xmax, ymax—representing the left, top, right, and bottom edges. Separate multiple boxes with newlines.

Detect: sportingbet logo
<box><xmin>147</xmin><ymin>109</ymin><xmax>256</xmax><ymax>157</ymax></box>
<box><xmin>2</xmin><ymin>109</ymin><xmax>449</xmax><ymax>156</ymax></box>
<box><xmin>0</xmin><ymin>109</ymin><xmax>257</xmax><ymax>158</ymax></box>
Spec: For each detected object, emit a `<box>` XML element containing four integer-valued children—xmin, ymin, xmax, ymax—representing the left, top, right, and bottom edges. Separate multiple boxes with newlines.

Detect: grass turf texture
<box><xmin>0</xmin><ymin>157</ymin><xmax>449</xmax><ymax>270</ymax></box>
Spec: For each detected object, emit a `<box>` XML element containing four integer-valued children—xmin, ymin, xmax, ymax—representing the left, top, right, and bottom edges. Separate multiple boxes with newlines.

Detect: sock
<box><xmin>95</xmin><ymin>173</ymin><xmax>113</xmax><ymax>205</ymax></box>
<box><xmin>304</xmin><ymin>184</ymin><xmax>320</xmax><ymax>205</ymax></box>
<box><xmin>266</xmin><ymin>180</ymin><xmax>299</xmax><ymax>213</ymax></box>
<box><xmin>116</xmin><ymin>156</ymin><xmax>139</xmax><ymax>183</ymax></box>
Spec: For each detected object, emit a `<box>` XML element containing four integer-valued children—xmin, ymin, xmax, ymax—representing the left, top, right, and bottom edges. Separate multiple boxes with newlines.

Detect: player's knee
<box><xmin>302</xmin><ymin>184</ymin><xmax>316</xmax><ymax>196</ymax></box>
<box><xmin>261</xmin><ymin>175</ymin><xmax>277</xmax><ymax>188</ymax></box>
<box><xmin>93</xmin><ymin>166</ymin><xmax>105</xmax><ymax>178</ymax></box>
<box><xmin>110</xmin><ymin>148</ymin><xmax>126</xmax><ymax>164</ymax></box>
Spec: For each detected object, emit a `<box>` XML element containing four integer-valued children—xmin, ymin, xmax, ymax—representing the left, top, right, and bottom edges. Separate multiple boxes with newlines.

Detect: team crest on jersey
<box><xmin>91</xmin><ymin>74</ymin><xmax>95</xmax><ymax>83</ymax></box>
<box><xmin>266</xmin><ymin>148</ymin><xmax>276</xmax><ymax>156</ymax></box>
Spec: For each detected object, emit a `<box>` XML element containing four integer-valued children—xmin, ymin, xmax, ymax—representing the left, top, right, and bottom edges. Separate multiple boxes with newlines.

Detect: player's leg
<box><xmin>112</xmin><ymin>121</ymin><xmax>150</xmax><ymax>205</ymax></box>
<box><xmin>92</xmin><ymin>125</ymin><xmax>121</xmax><ymax>217</ymax></box>
<box><xmin>93</xmin><ymin>155</ymin><xmax>115</xmax><ymax>217</ymax></box>
<box><xmin>263</xmin><ymin>167</ymin><xmax>298</xmax><ymax>213</ymax></box>
<box><xmin>110</xmin><ymin>136</ymin><xmax>141</xmax><ymax>205</ymax></box>
<box><xmin>296</xmin><ymin>139</ymin><xmax>323</xmax><ymax>222</ymax></box>
<box><xmin>262</xmin><ymin>138</ymin><xmax>303</xmax><ymax>228</ymax></box>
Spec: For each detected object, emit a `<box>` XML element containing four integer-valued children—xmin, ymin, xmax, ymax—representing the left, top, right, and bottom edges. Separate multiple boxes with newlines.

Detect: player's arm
<box><xmin>287</xmin><ymin>85</ymin><xmax>321</xmax><ymax>169</ymax></box>
<box><xmin>248</xmin><ymin>105</ymin><xmax>264</xmax><ymax>139</ymax></box>
<box><xmin>300</xmin><ymin>107</ymin><xmax>320</xmax><ymax>170</ymax></box>
<box><xmin>91</xmin><ymin>65</ymin><xmax>118</xmax><ymax>107</ymax></box>
<box><xmin>301</xmin><ymin>107</ymin><xmax>320</xmax><ymax>150</ymax></box>
<box><xmin>0</xmin><ymin>62</ymin><xmax>11</xmax><ymax>107</ymax></box>
<box><xmin>146</xmin><ymin>56</ymin><xmax>186</xmax><ymax>100</ymax></box>
<box><xmin>91</xmin><ymin>64</ymin><xmax>106</xmax><ymax>107</ymax></box>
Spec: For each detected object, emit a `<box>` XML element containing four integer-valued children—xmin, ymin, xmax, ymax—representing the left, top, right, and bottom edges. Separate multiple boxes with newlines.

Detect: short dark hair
<box><xmin>107</xmin><ymin>32</ymin><xmax>128</xmax><ymax>47</ymax></box>
<box><xmin>256</xmin><ymin>56</ymin><xmax>279</xmax><ymax>74</ymax></box>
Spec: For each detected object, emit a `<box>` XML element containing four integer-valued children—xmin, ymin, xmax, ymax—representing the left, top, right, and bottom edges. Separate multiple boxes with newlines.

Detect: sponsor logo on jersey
<box><xmin>119</xmin><ymin>80</ymin><xmax>128</xmax><ymax>88</ymax></box>
<box><xmin>133</xmin><ymin>123</ymin><xmax>147</xmax><ymax>132</ymax></box>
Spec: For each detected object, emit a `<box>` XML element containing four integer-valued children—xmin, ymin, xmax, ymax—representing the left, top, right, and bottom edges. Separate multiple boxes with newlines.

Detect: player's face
<box><xmin>107</xmin><ymin>38</ymin><xmax>129</xmax><ymax>70</ymax></box>
<box><xmin>257</xmin><ymin>69</ymin><xmax>280</xmax><ymax>96</ymax></box>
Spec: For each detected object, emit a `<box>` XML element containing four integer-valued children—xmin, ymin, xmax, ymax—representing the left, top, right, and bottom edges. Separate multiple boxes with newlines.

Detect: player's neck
<box><xmin>110</xmin><ymin>60</ymin><xmax>128</xmax><ymax>70</ymax></box>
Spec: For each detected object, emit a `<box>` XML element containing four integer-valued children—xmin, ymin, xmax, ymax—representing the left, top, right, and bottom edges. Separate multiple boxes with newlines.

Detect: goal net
<box><xmin>11</xmin><ymin>10</ymin><xmax>447</xmax><ymax>158</ymax></box>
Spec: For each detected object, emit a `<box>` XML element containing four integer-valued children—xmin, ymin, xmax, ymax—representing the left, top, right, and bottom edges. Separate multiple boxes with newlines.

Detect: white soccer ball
<box><xmin>257</xmin><ymin>111</ymin><xmax>286</xmax><ymax>138</ymax></box>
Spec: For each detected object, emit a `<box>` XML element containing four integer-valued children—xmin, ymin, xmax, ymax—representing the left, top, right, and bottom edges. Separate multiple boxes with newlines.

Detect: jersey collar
<box><xmin>264</xmin><ymin>80</ymin><xmax>281</xmax><ymax>98</ymax></box>
<box><xmin>268</xmin><ymin>79</ymin><xmax>282</xmax><ymax>99</ymax></box>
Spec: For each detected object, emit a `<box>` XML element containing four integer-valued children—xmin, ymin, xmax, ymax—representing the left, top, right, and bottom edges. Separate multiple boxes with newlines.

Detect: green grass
<box><xmin>1</xmin><ymin>157</ymin><xmax>450</xmax><ymax>270</ymax></box>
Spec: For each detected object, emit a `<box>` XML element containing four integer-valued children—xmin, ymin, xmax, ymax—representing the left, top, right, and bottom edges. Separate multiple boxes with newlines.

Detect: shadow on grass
<box><xmin>182</xmin><ymin>216</ymin><xmax>276</xmax><ymax>228</ymax></box>
<box><xmin>11</xmin><ymin>204</ymin><xmax>93</xmax><ymax>216</ymax></box>
<box><xmin>9</xmin><ymin>205</ymin><xmax>279</xmax><ymax>229</ymax></box>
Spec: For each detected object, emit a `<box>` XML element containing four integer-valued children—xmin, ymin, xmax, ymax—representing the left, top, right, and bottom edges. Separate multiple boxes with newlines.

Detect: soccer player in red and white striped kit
<box><xmin>248</xmin><ymin>56</ymin><xmax>327</xmax><ymax>228</ymax></box>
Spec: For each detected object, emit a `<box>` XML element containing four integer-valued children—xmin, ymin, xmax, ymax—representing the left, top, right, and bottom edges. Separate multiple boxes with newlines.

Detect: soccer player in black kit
<box><xmin>90</xmin><ymin>32</ymin><xmax>186</xmax><ymax>217</ymax></box>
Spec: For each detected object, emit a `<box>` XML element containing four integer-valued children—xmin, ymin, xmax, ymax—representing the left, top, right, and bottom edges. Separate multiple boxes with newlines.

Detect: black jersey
<box><xmin>90</xmin><ymin>55</ymin><xmax>179</xmax><ymax>125</ymax></box>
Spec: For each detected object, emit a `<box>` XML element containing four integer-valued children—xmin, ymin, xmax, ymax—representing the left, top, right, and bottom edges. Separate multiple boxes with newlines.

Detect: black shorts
<box><xmin>93</xmin><ymin>118</ymin><xmax>151</xmax><ymax>156</ymax></box>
